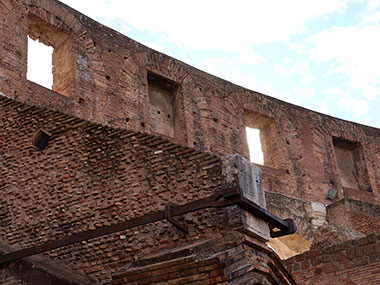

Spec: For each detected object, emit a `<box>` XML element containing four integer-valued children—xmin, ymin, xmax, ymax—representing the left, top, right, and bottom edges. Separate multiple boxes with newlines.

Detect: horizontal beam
<box><xmin>0</xmin><ymin>187</ymin><xmax>296</xmax><ymax>265</ymax></box>
<box><xmin>238</xmin><ymin>196</ymin><xmax>290</xmax><ymax>230</ymax></box>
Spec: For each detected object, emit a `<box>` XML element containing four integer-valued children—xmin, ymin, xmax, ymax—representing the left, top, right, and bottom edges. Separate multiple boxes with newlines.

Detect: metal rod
<box><xmin>238</xmin><ymin>196</ymin><xmax>289</xmax><ymax>230</ymax></box>
<box><xmin>0</xmin><ymin>187</ymin><xmax>296</xmax><ymax>265</ymax></box>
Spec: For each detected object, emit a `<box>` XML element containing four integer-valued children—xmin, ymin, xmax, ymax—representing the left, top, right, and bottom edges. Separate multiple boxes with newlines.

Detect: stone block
<box><xmin>305</xmin><ymin>201</ymin><xmax>327</xmax><ymax>227</ymax></box>
<box><xmin>222</xmin><ymin>154</ymin><xmax>269</xmax><ymax>240</ymax></box>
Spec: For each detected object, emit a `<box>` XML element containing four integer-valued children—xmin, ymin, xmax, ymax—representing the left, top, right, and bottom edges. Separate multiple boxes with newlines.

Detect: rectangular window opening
<box><xmin>27</xmin><ymin>36</ymin><xmax>53</xmax><ymax>89</ymax></box>
<box><xmin>246</xmin><ymin>126</ymin><xmax>264</xmax><ymax>165</ymax></box>
<box><xmin>332</xmin><ymin>137</ymin><xmax>371</xmax><ymax>192</ymax></box>
<box><xmin>148</xmin><ymin>72</ymin><xmax>183</xmax><ymax>139</ymax></box>
<box><xmin>27</xmin><ymin>14</ymin><xmax>74</xmax><ymax>98</ymax></box>
<box><xmin>244</xmin><ymin>110</ymin><xmax>284</xmax><ymax>169</ymax></box>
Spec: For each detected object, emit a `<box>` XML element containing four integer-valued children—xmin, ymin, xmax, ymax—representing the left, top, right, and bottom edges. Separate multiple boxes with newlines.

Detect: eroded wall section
<box><xmin>0</xmin><ymin>96</ymin><xmax>224</xmax><ymax>282</ymax></box>
<box><xmin>1</xmin><ymin>0</ymin><xmax>379</xmax><ymax>205</ymax></box>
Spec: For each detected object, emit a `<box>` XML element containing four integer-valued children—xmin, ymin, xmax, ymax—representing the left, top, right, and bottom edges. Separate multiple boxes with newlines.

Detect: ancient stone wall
<box><xmin>0</xmin><ymin>95</ymin><xmax>226</xmax><ymax>282</ymax></box>
<box><xmin>1</xmin><ymin>0</ymin><xmax>379</xmax><ymax>205</ymax></box>
<box><xmin>327</xmin><ymin>199</ymin><xmax>380</xmax><ymax>236</ymax></box>
<box><xmin>286</xmin><ymin>233</ymin><xmax>380</xmax><ymax>285</ymax></box>
<box><xmin>1</xmin><ymin>0</ymin><xmax>379</xmax><ymax>284</ymax></box>
<box><xmin>112</xmin><ymin>233</ymin><xmax>295</xmax><ymax>285</ymax></box>
<box><xmin>0</xmin><ymin>269</ymin><xmax>24</xmax><ymax>285</ymax></box>
<box><xmin>0</xmin><ymin>95</ymin><xmax>296</xmax><ymax>284</ymax></box>
<box><xmin>265</xmin><ymin>192</ymin><xmax>380</xmax><ymax>259</ymax></box>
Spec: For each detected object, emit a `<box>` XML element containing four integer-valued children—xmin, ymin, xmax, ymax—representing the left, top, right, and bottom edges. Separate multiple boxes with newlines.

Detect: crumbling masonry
<box><xmin>0</xmin><ymin>0</ymin><xmax>379</xmax><ymax>284</ymax></box>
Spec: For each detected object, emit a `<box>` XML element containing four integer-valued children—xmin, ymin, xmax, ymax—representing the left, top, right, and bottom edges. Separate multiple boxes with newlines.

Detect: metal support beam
<box><xmin>0</xmin><ymin>187</ymin><xmax>296</xmax><ymax>265</ymax></box>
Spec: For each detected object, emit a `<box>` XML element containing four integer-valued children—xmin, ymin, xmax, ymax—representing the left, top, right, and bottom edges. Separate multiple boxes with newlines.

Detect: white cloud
<box><xmin>62</xmin><ymin>0</ymin><xmax>350</xmax><ymax>56</ymax></box>
<box><xmin>237</xmin><ymin>48</ymin><xmax>265</xmax><ymax>65</ymax></box>
<box><xmin>321</xmin><ymin>87</ymin><xmax>372</xmax><ymax>120</ymax></box>
<box><xmin>198</xmin><ymin>58</ymin><xmax>232</xmax><ymax>77</ymax></box>
<box><xmin>288</xmin><ymin>42</ymin><xmax>308</xmax><ymax>54</ymax></box>
<box><xmin>337</xmin><ymin>97</ymin><xmax>369</xmax><ymax>118</ymax></box>
<box><xmin>316</xmin><ymin>97</ymin><xmax>330</xmax><ymax>113</ymax></box>
<box><xmin>274</xmin><ymin>59</ymin><xmax>314</xmax><ymax>84</ymax></box>
<box><xmin>199</xmin><ymin>56</ymin><xmax>269</xmax><ymax>89</ymax></box>
<box><xmin>367</xmin><ymin>0</ymin><xmax>380</xmax><ymax>10</ymax></box>
<box><xmin>323</xmin><ymin>87</ymin><xmax>370</xmax><ymax>119</ymax></box>
<box><xmin>198</xmin><ymin>57</ymin><xmax>300</xmax><ymax>104</ymax></box>
<box><xmin>324</xmin><ymin>86</ymin><xmax>348</xmax><ymax>97</ymax></box>
<box><xmin>362</xmin><ymin>85</ymin><xmax>380</xmax><ymax>100</ymax></box>
<box><xmin>358</xmin><ymin>117</ymin><xmax>370</xmax><ymax>125</ymax></box>
<box><xmin>308</xmin><ymin>24</ymin><xmax>380</xmax><ymax>90</ymax></box>
<box><xmin>361</xmin><ymin>10</ymin><xmax>380</xmax><ymax>24</ymax></box>
<box><xmin>293</xmin><ymin>86</ymin><xmax>315</xmax><ymax>99</ymax></box>
<box><xmin>198</xmin><ymin>57</ymin><xmax>258</xmax><ymax>90</ymax></box>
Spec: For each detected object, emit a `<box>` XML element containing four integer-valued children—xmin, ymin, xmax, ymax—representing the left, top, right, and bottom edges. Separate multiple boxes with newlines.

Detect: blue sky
<box><xmin>52</xmin><ymin>1</ymin><xmax>380</xmax><ymax>129</ymax></box>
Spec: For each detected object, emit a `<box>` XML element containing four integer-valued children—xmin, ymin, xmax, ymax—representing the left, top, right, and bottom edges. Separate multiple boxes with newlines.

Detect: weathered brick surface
<box><xmin>1</xmin><ymin>0</ymin><xmax>380</xmax><ymax>284</ymax></box>
<box><xmin>286</xmin><ymin>233</ymin><xmax>380</xmax><ymax>284</ymax></box>
<box><xmin>113</xmin><ymin>256</ymin><xmax>228</xmax><ymax>285</ymax></box>
<box><xmin>0</xmin><ymin>250</ymin><xmax>91</xmax><ymax>285</ymax></box>
<box><xmin>0</xmin><ymin>93</ymin><xmax>296</xmax><ymax>284</ymax></box>
<box><xmin>0</xmin><ymin>269</ymin><xmax>25</xmax><ymax>285</ymax></box>
<box><xmin>112</xmin><ymin>233</ymin><xmax>296</xmax><ymax>285</ymax></box>
<box><xmin>0</xmin><ymin>96</ymin><xmax>226</xmax><ymax>282</ymax></box>
<box><xmin>0</xmin><ymin>0</ymin><xmax>379</xmax><ymax>205</ymax></box>
<box><xmin>265</xmin><ymin>192</ymin><xmax>379</xmax><ymax>253</ymax></box>
<box><xmin>327</xmin><ymin>199</ymin><xmax>380</xmax><ymax>235</ymax></box>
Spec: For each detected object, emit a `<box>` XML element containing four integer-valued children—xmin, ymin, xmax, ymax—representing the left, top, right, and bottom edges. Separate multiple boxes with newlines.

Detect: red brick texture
<box><xmin>113</xmin><ymin>256</ymin><xmax>228</xmax><ymax>285</ymax></box>
<box><xmin>1</xmin><ymin>0</ymin><xmax>380</xmax><ymax>284</ymax></box>
<box><xmin>0</xmin><ymin>95</ymin><xmax>226</xmax><ymax>282</ymax></box>
<box><xmin>0</xmin><ymin>0</ymin><xmax>379</xmax><ymax>205</ymax></box>
<box><xmin>327</xmin><ymin>199</ymin><xmax>380</xmax><ymax>235</ymax></box>
<box><xmin>286</xmin><ymin>233</ymin><xmax>380</xmax><ymax>284</ymax></box>
<box><xmin>0</xmin><ymin>269</ymin><xmax>24</xmax><ymax>285</ymax></box>
<box><xmin>0</xmin><ymin>94</ymin><xmax>296</xmax><ymax>283</ymax></box>
<box><xmin>112</xmin><ymin>233</ymin><xmax>296</xmax><ymax>285</ymax></box>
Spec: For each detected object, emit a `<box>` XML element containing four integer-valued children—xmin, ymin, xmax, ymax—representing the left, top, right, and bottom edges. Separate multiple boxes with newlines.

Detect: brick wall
<box><xmin>112</xmin><ymin>256</ymin><xmax>228</xmax><ymax>285</ymax></box>
<box><xmin>0</xmin><ymin>95</ymin><xmax>226</xmax><ymax>282</ymax></box>
<box><xmin>327</xmin><ymin>199</ymin><xmax>380</xmax><ymax>235</ymax></box>
<box><xmin>1</xmin><ymin>0</ymin><xmax>380</xmax><ymax>204</ymax></box>
<box><xmin>0</xmin><ymin>269</ymin><xmax>24</xmax><ymax>285</ymax></box>
<box><xmin>1</xmin><ymin>0</ymin><xmax>380</xmax><ymax>283</ymax></box>
<box><xmin>286</xmin><ymin>233</ymin><xmax>380</xmax><ymax>284</ymax></box>
<box><xmin>0</xmin><ymin>93</ymin><xmax>298</xmax><ymax>284</ymax></box>
<box><xmin>0</xmin><ymin>96</ymin><xmax>297</xmax><ymax>284</ymax></box>
<box><xmin>112</xmin><ymin>233</ymin><xmax>296</xmax><ymax>285</ymax></box>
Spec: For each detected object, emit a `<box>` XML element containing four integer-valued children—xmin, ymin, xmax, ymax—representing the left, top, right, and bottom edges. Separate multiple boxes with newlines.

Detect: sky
<box><xmin>27</xmin><ymin>1</ymin><xmax>380</xmax><ymax>162</ymax></box>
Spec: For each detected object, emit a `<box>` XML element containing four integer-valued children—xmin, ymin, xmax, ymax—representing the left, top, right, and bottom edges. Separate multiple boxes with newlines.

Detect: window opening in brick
<box><xmin>332</xmin><ymin>137</ymin><xmax>371</xmax><ymax>191</ymax></box>
<box><xmin>244</xmin><ymin>110</ymin><xmax>284</xmax><ymax>169</ymax></box>
<box><xmin>148</xmin><ymin>72</ymin><xmax>182</xmax><ymax>139</ymax></box>
<box><xmin>246</xmin><ymin>126</ymin><xmax>264</xmax><ymax>165</ymax></box>
<box><xmin>27</xmin><ymin>36</ymin><xmax>53</xmax><ymax>89</ymax></box>
<box><xmin>27</xmin><ymin>15</ymin><xmax>74</xmax><ymax>97</ymax></box>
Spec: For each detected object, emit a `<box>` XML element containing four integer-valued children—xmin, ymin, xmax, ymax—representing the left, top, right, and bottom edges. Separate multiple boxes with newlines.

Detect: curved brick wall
<box><xmin>1</xmin><ymin>0</ymin><xmax>380</xmax><ymax>284</ymax></box>
<box><xmin>0</xmin><ymin>0</ymin><xmax>379</xmax><ymax>204</ymax></box>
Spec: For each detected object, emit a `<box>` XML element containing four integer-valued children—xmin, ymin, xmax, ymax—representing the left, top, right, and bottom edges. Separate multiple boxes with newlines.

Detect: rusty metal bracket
<box><xmin>165</xmin><ymin>203</ymin><xmax>188</xmax><ymax>233</ymax></box>
<box><xmin>0</xmin><ymin>187</ymin><xmax>296</xmax><ymax>265</ymax></box>
<box><xmin>236</xmin><ymin>195</ymin><xmax>297</xmax><ymax>236</ymax></box>
<box><xmin>269</xmin><ymin>219</ymin><xmax>297</xmax><ymax>238</ymax></box>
